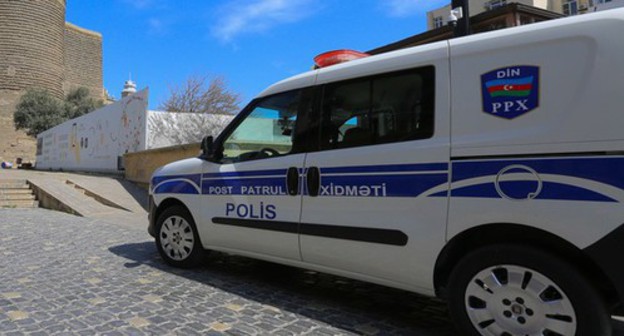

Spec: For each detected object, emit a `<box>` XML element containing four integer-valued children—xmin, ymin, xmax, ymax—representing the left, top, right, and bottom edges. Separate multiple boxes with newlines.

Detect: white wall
<box><xmin>146</xmin><ymin>111</ymin><xmax>234</xmax><ymax>149</ymax></box>
<box><xmin>36</xmin><ymin>89</ymin><xmax>149</xmax><ymax>172</ymax></box>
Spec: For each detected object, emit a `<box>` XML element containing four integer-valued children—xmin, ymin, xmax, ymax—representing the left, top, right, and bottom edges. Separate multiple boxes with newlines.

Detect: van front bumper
<box><xmin>584</xmin><ymin>223</ymin><xmax>624</xmax><ymax>313</ymax></box>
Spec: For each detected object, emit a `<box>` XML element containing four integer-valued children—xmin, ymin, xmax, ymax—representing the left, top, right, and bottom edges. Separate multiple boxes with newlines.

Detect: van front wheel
<box><xmin>447</xmin><ymin>245</ymin><xmax>611</xmax><ymax>336</ymax></box>
<box><xmin>155</xmin><ymin>205</ymin><xmax>206</xmax><ymax>268</ymax></box>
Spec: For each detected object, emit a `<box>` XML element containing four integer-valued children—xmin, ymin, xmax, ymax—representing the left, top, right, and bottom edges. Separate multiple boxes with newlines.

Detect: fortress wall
<box><xmin>0</xmin><ymin>0</ymin><xmax>66</xmax><ymax>99</ymax></box>
<box><xmin>0</xmin><ymin>0</ymin><xmax>103</xmax><ymax>163</ymax></box>
<box><xmin>0</xmin><ymin>90</ymin><xmax>36</xmax><ymax>162</ymax></box>
<box><xmin>63</xmin><ymin>22</ymin><xmax>104</xmax><ymax>99</ymax></box>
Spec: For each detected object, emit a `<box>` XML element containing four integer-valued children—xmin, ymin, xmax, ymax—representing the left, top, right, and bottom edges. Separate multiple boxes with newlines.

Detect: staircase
<box><xmin>0</xmin><ymin>179</ymin><xmax>38</xmax><ymax>208</ymax></box>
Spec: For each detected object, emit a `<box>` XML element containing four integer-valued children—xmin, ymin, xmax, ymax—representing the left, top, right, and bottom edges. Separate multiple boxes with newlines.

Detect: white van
<box><xmin>148</xmin><ymin>9</ymin><xmax>624</xmax><ymax>335</ymax></box>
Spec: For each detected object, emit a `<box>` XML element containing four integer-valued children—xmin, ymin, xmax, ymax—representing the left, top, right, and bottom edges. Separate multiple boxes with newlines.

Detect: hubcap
<box><xmin>159</xmin><ymin>215</ymin><xmax>194</xmax><ymax>261</ymax></box>
<box><xmin>465</xmin><ymin>265</ymin><xmax>577</xmax><ymax>336</ymax></box>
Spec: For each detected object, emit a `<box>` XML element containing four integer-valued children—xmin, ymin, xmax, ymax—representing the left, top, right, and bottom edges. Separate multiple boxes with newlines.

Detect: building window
<box><xmin>485</xmin><ymin>0</ymin><xmax>507</xmax><ymax>10</ymax></box>
<box><xmin>563</xmin><ymin>0</ymin><xmax>579</xmax><ymax>15</ymax></box>
<box><xmin>433</xmin><ymin>16</ymin><xmax>444</xmax><ymax>28</ymax></box>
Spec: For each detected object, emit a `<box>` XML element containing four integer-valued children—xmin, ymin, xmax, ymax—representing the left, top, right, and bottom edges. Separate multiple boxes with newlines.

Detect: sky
<box><xmin>66</xmin><ymin>0</ymin><xmax>448</xmax><ymax>110</ymax></box>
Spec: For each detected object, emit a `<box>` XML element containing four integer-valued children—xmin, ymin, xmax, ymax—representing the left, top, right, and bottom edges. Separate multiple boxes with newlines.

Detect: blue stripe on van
<box><xmin>445</xmin><ymin>156</ymin><xmax>624</xmax><ymax>202</ymax></box>
<box><xmin>153</xmin><ymin>163</ymin><xmax>449</xmax><ymax>197</ymax></box>
<box><xmin>152</xmin><ymin>174</ymin><xmax>201</xmax><ymax>188</ymax></box>
<box><xmin>320</xmin><ymin>173</ymin><xmax>448</xmax><ymax>198</ymax></box>
<box><xmin>452</xmin><ymin>157</ymin><xmax>624</xmax><ymax>189</ymax></box>
<box><xmin>202</xmin><ymin>177</ymin><xmax>288</xmax><ymax>196</ymax></box>
<box><xmin>150</xmin><ymin>157</ymin><xmax>624</xmax><ymax>202</ymax></box>
<box><xmin>448</xmin><ymin>181</ymin><xmax>617</xmax><ymax>203</ymax></box>
<box><xmin>154</xmin><ymin>181</ymin><xmax>200</xmax><ymax>195</ymax></box>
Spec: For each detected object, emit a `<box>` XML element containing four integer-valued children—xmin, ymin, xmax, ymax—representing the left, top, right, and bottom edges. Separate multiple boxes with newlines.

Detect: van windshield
<box><xmin>221</xmin><ymin>91</ymin><xmax>301</xmax><ymax>163</ymax></box>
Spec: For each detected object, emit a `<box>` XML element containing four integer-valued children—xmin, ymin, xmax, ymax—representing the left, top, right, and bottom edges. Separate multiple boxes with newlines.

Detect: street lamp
<box><xmin>450</xmin><ymin>0</ymin><xmax>471</xmax><ymax>37</ymax></box>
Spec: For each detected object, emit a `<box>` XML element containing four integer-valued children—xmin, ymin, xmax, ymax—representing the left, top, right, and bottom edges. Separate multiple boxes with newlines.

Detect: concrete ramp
<box><xmin>0</xmin><ymin>170</ymin><xmax>147</xmax><ymax>226</ymax></box>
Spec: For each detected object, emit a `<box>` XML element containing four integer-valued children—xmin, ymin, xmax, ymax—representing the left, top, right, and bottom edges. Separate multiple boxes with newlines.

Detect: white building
<box><xmin>592</xmin><ymin>0</ymin><xmax>624</xmax><ymax>11</ymax></box>
<box><xmin>36</xmin><ymin>88</ymin><xmax>233</xmax><ymax>173</ymax></box>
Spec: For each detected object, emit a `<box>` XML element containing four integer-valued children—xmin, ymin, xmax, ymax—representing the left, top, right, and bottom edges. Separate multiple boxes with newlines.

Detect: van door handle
<box><xmin>307</xmin><ymin>166</ymin><xmax>320</xmax><ymax>197</ymax></box>
<box><xmin>286</xmin><ymin>167</ymin><xmax>299</xmax><ymax>196</ymax></box>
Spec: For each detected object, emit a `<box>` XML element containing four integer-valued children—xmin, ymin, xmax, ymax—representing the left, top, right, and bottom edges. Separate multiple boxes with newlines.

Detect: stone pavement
<box><xmin>0</xmin><ymin>208</ymin><xmax>456</xmax><ymax>336</ymax></box>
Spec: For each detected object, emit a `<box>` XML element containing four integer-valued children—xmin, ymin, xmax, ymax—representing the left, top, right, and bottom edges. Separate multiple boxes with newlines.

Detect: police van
<box><xmin>148</xmin><ymin>9</ymin><xmax>624</xmax><ymax>335</ymax></box>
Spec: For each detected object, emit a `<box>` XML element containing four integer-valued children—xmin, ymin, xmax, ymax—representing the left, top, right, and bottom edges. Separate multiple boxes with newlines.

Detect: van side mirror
<box><xmin>201</xmin><ymin>135</ymin><xmax>214</xmax><ymax>158</ymax></box>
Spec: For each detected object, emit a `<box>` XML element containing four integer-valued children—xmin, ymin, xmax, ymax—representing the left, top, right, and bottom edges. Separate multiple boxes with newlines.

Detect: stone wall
<box><xmin>0</xmin><ymin>90</ymin><xmax>36</xmax><ymax>163</ymax></box>
<box><xmin>63</xmin><ymin>23</ymin><xmax>104</xmax><ymax>99</ymax></box>
<box><xmin>0</xmin><ymin>0</ymin><xmax>104</xmax><ymax>164</ymax></box>
<box><xmin>124</xmin><ymin>143</ymin><xmax>202</xmax><ymax>187</ymax></box>
<box><xmin>0</xmin><ymin>0</ymin><xmax>66</xmax><ymax>99</ymax></box>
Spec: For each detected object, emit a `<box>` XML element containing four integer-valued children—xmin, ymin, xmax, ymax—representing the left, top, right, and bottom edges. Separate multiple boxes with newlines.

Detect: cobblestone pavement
<box><xmin>0</xmin><ymin>208</ymin><xmax>456</xmax><ymax>336</ymax></box>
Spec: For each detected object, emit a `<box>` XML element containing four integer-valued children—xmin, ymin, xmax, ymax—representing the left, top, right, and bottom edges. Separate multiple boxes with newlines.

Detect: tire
<box><xmin>447</xmin><ymin>244</ymin><xmax>612</xmax><ymax>336</ymax></box>
<box><xmin>155</xmin><ymin>205</ymin><xmax>206</xmax><ymax>268</ymax></box>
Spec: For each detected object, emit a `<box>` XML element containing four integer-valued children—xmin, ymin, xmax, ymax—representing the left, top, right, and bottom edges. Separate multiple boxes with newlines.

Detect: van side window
<box><xmin>321</xmin><ymin>79</ymin><xmax>371</xmax><ymax>149</ymax></box>
<box><xmin>221</xmin><ymin>90</ymin><xmax>302</xmax><ymax>163</ymax></box>
<box><xmin>320</xmin><ymin>66</ymin><xmax>435</xmax><ymax>150</ymax></box>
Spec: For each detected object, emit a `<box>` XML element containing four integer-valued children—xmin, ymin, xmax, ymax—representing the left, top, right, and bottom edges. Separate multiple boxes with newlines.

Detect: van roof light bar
<box><xmin>314</xmin><ymin>50</ymin><xmax>370</xmax><ymax>68</ymax></box>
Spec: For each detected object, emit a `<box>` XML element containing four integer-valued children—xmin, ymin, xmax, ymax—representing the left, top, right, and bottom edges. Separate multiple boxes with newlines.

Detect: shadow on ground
<box><xmin>110</xmin><ymin>242</ymin><xmax>456</xmax><ymax>335</ymax></box>
<box><xmin>117</xmin><ymin>179</ymin><xmax>149</xmax><ymax>211</ymax></box>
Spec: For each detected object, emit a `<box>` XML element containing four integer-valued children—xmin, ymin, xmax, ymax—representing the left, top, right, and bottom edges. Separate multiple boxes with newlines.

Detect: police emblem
<box><xmin>481</xmin><ymin>66</ymin><xmax>539</xmax><ymax>119</ymax></box>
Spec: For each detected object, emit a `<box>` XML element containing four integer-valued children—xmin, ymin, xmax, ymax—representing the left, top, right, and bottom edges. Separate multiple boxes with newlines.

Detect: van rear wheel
<box><xmin>447</xmin><ymin>244</ymin><xmax>611</xmax><ymax>336</ymax></box>
<box><xmin>155</xmin><ymin>205</ymin><xmax>206</xmax><ymax>268</ymax></box>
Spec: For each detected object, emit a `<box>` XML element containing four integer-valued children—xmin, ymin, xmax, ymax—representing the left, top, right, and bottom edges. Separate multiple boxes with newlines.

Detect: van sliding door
<box><xmin>299</xmin><ymin>47</ymin><xmax>451</xmax><ymax>290</ymax></box>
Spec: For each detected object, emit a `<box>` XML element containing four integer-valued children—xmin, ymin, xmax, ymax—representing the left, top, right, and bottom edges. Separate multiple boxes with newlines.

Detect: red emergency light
<box><xmin>314</xmin><ymin>50</ymin><xmax>370</xmax><ymax>68</ymax></box>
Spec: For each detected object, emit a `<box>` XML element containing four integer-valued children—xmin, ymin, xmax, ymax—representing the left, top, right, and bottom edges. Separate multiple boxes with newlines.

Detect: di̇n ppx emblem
<box><xmin>481</xmin><ymin>66</ymin><xmax>540</xmax><ymax>119</ymax></box>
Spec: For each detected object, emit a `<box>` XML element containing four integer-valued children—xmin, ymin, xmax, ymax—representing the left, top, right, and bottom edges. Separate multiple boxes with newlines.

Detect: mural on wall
<box><xmin>36</xmin><ymin>89</ymin><xmax>149</xmax><ymax>172</ymax></box>
<box><xmin>116</xmin><ymin>95</ymin><xmax>146</xmax><ymax>154</ymax></box>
